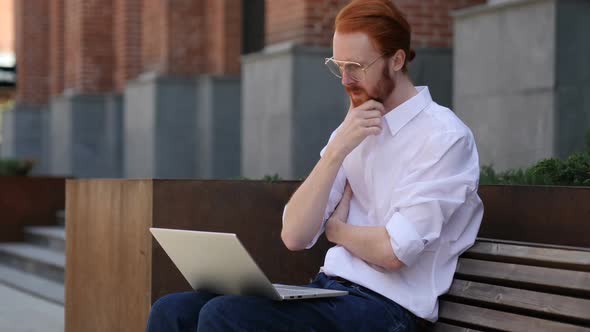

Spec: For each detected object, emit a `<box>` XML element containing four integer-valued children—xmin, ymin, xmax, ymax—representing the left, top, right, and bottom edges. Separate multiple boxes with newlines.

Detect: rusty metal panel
<box><xmin>478</xmin><ymin>185</ymin><xmax>590</xmax><ymax>248</ymax></box>
<box><xmin>0</xmin><ymin>176</ymin><xmax>66</xmax><ymax>242</ymax></box>
<box><xmin>151</xmin><ymin>180</ymin><xmax>332</xmax><ymax>301</ymax></box>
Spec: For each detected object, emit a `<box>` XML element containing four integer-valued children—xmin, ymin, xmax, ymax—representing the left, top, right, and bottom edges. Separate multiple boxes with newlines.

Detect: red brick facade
<box><xmin>397</xmin><ymin>0</ymin><xmax>486</xmax><ymax>48</ymax></box>
<box><xmin>142</xmin><ymin>0</ymin><xmax>241</xmax><ymax>76</ymax></box>
<box><xmin>14</xmin><ymin>0</ymin><xmax>486</xmax><ymax>104</ymax></box>
<box><xmin>265</xmin><ymin>0</ymin><xmax>349</xmax><ymax>47</ymax></box>
<box><xmin>64</xmin><ymin>0</ymin><xmax>115</xmax><ymax>94</ymax></box>
<box><xmin>15</xmin><ymin>0</ymin><xmax>50</xmax><ymax>105</ymax></box>
<box><xmin>206</xmin><ymin>0</ymin><xmax>242</xmax><ymax>75</ymax></box>
<box><xmin>49</xmin><ymin>0</ymin><xmax>65</xmax><ymax>97</ymax></box>
<box><xmin>265</xmin><ymin>0</ymin><xmax>486</xmax><ymax>49</ymax></box>
<box><xmin>114</xmin><ymin>0</ymin><xmax>142</xmax><ymax>92</ymax></box>
<box><xmin>141</xmin><ymin>0</ymin><xmax>206</xmax><ymax>75</ymax></box>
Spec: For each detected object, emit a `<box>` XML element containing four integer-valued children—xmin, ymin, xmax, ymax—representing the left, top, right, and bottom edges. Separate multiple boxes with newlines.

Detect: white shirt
<box><xmin>284</xmin><ymin>86</ymin><xmax>483</xmax><ymax>322</ymax></box>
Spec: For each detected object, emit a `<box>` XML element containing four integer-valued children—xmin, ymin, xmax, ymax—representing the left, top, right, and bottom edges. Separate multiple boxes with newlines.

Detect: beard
<box><xmin>346</xmin><ymin>65</ymin><xmax>395</xmax><ymax>108</ymax></box>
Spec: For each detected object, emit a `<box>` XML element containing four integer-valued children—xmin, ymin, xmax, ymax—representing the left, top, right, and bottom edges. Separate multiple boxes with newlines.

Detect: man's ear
<box><xmin>391</xmin><ymin>49</ymin><xmax>406</xmax><ymax>72</ymax></box>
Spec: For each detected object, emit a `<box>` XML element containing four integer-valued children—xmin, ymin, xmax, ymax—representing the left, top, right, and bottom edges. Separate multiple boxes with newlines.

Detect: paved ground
<box><xmin>0</xmin><ymin>283</ymin><xmax>64</xmax><ymax>332</ymax></box>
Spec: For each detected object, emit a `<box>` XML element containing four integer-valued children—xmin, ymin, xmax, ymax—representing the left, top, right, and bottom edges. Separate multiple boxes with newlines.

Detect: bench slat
<box><xmin>456</xmin><ymin>258</ymin><xmax>590</xmax><ymax>297</ymax></box>
<box><xmin>465</xmin><ymin>241</ymin><xmax>590</xmax><ymax>272</ymax></box>
<box><xmin>432</xmin><ymin>322</ymin><xmax>482</xmax><ymax>332</ymax></box>
<box><xmin>439</xmin><ymin>301</ymin><xmax>590</xmax><ymax>332</ymax></box>
<box><xmin>446</xmin><ymin>279</ymin><xmax>590</xmax><ymax>324</ymax></box>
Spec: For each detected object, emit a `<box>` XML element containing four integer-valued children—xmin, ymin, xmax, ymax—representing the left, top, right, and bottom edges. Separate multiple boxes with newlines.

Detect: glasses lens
<box><xmin>344</xmin><ymin>63</ymin><xmax>364</xmax><ymax>81</ymax></box>
<box><xmin>325</xmin><ymin>59</ymin><xmax>342</xmax><ymax>78</ymax></box>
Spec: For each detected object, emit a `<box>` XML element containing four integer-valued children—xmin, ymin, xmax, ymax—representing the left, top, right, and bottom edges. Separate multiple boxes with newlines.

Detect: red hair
<box><xmin>335</xmin><ymin>0</ymin><xmax>415</xmax><ymax>72</ymax></box>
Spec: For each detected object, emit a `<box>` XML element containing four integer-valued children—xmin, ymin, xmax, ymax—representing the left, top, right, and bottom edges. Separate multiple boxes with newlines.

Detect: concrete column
<box><xmin>1</xmin><ymin>0</ymin><xmax>50</xmax><ymax>172</ymax></box>
<box><xmin>124</xmin><ymin>74</ymin><xmax>241</xmax><ymax>179</ymax></box>
<box><xmin>48</xmin><ymin>0</ymin><xmax>126</xmax><ymax>178</ymax></box>
<box><xmin>453</xmin><ymin>0</ymin><xmax>590</xmax><ymax>171</ymax></box>
<box><xmin>0</xmin><ymin>105</ymin><xmax>47</xmax><ymax>173</ymax></box>
<box><xmin>124</xmin><ymin>74</ymin><xmax>198</xmax><ymax>178</ymax></box>
<box><xmin>241</xmin><ymin>43</ymin><xmax>347</xmax><ymax>179</ymax></box>
<box><xmin>125</xmin><ymin>0</ymin><xmax>243</xmax><ymax>179</ymax></box>
<box><xmin>49</xmin><ymin>94</ymin><xmax>123</xmax><ymax>177</ymax></box>
<box><xmin>196</xmin><ymin>76</ymin><xmax>241</xmax><ymax>179</ymax></box>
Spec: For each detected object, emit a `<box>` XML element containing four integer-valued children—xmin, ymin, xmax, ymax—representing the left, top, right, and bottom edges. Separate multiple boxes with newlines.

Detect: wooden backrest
<box><xmin>435</xmin><ymin>239</ymin><xmax>590</xmax><ymax>332</ymax></box>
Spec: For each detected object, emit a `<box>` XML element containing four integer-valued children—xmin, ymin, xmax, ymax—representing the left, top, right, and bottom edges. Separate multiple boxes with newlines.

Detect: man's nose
<box><xmin>341</xmin><ymin>71</ymin><xmax>355</xmax><ymax>86</ymax></box>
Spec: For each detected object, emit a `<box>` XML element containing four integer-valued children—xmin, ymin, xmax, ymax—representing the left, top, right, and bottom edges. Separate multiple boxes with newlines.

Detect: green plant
<box><xmin>0</xmin><ymin>158</ymin><xmax>35</xmax><ymax>176</ymax></box>
<box><xmin>230</xmin><ymin>174</ymin><xmax>283</xmax><ymax>181</ymax></box>
<box><xmin>262</xmin><ymin>173</ymin><xmax>282</xmax><ymax>182</ymax></box>
<box><xmin>481</xmin><ymin>128</ymin><xmax>590</xmax><ymax>186</ymax></box>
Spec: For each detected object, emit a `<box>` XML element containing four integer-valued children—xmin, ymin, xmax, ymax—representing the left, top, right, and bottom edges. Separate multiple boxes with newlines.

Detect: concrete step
<box><xmin>0</xmin><ymin>265</ymin><xmax>64</xmax><ymax>305</ymax></box>
<box><xmin>0</xmin><ymin>243</ymin><xmax>64</xmax><ymax>283</ymax></box>
<box><xmin>56</xmin><ymin>209</ymin><xmax>65</xmax><ymax>226</ymax></box>
<box><xmin>24</xmin><ymin>226</ymin><xmax>66</xmax><ymax>252</ymax></box>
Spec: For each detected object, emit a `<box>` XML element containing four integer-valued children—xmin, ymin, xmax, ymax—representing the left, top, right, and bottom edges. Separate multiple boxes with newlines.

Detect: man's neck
<box><xmin>382</xmin><ymin>75</ymin><xmax>418</xmax><ymax>115</ymax></box>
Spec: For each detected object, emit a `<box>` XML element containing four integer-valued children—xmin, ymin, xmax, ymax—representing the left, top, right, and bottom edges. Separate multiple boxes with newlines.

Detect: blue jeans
<box><xmin>146</xmin><ymin>273</ymin><xmax>420</xmax><ymax>332</ymax></box>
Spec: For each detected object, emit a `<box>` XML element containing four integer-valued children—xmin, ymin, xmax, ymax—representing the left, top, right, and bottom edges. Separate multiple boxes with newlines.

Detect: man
<box><xmin>146</xmin><ymin>0</ymin><xmax>483</xmax><ymax>331</ymax></box>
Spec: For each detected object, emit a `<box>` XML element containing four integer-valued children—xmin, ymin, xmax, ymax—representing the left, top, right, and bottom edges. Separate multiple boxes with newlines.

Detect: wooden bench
<box><xmin>434</xmin><ymin>239</ymin><xmax>590</xmax><ymax>332</ymax></box>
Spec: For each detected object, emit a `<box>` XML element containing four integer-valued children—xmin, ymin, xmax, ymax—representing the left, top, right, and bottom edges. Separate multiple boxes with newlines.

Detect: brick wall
<box><xmin>206</xmin><ymin>0</ymin><xmax>242</xmax><ymax>75</ymax></box>
<box><xmin>64</xmin><ymin>0</ymin><xmax>115</xmax><ymax>94</ymax></box>
<box><xmin>142</xmin><ymin>0</ymin><xmax>206</xmax><ymax>75</ymax></box>
<box><xmin>49</xmin><ymin>0</ymin><xmax>64</xmax><ymax>96</ymax></box>
<box><xmin>142</xmin><ymin>0</ymin><xmax>241</xmax><ymax>76</ymax></box>
<box><xmin>396</xmin><ymin>0</ymin><xmax>486</xmax><ymax>48</ymax></box>
<box><xmin>14</xmin><ymin>0</ymin><xmax>487</xmax><ymax>105</ymax></box>
<box><xmin>14</xmin><ymin>0</ymin><xmax>50</xmax><ymax>105</ymax></box>
<box><xmin>140</xmin><ymin>0</ymin><xmax>165</xmax><ymax>74</ymax></box>
<box><xmin>167</xmin><ymin>0</ymin><xmax>207</xmax><ymax>75</ymax></box>
<box><xmin>265</xmin><ymin>0</ymin><xmax>486</xmax><ymax>49</ymax></box>
<box><xmin>114</xmin><ymin>0</ymin><xmax>142</xmax><ymax>91</ymax></box>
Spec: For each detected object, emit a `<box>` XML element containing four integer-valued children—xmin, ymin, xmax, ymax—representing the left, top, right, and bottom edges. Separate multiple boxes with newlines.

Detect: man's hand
<box><xmin>326</xmin><ymin>100</ymin><xmax>384</xmax><ymax>160</ymax></box>
<box><xmin>325</xmin><ymin>182</ymin><xmax>353</xmax><ymax>244</ymax></box>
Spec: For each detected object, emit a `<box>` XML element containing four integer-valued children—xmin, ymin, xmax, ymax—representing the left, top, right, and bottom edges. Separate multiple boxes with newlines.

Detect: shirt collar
<box><xmin>383</xmin><ymin>86</ymin><xmax>432</xmax><ymax>137</ymax></box>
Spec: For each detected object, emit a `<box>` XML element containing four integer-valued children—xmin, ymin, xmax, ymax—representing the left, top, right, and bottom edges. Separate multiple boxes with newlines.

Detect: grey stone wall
<box><xmin>125</xmin><ymin>73</ymin><xmax>241</xmax><ymax>179</ymax></box>
<box><xmin>554</xmin><ymin>0</ymin><xmax>590</xmax><ymax>158</ymax></box>
<box><xmin>0</xmin><ymin>105</ymin><xmax>47</xmax><ymax>173</ymax></box>
<box><xmin>454</xmin><ymin>0</ymin><xmax>558</xmax><ymax>171</ymax></box>
<box><xmin>196</xmin><ymin>76</ymin><xmax>241</xmax><ymax>179</ymax></box>
<box><xmin>242</xmin><ymin>43</ymin><xmax>347</xmax><ymax>179</ymax></box>
<box><xmin>409</xmin><ymin>48</ymin><xmax>453</xmax><ymax>108</ymax></box>
<box><xmin>125</xmin><ymin>74</ymin><xmax>198</xmax><ymax>179</ymax></box>
<box><xmin>49</xmin><ymin>93</ymin><xmax>123</xmax><ymax>177</ymax></box>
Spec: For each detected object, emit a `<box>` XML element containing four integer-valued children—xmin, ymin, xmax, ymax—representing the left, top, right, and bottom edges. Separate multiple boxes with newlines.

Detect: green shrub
<box><xmin>480</xmin><ymin>129</ymin><xmax>590</xmax><ymax>186</ymax></box>
<box><xmin>0</xmin><ymin>159</ymin><xmax>35</xmax><ymax>176</ymax></box>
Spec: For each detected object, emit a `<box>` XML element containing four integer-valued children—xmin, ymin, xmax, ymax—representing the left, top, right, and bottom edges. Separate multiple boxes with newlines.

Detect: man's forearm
<box><xmin>281</xmin><ymin>148</ymin><xmax>345</xmax><ymax>251</ymax></box>
<box><xmin>329</xmin><ymin>221</ymin><xmax>404</xmax><ymax>271</ymax></box>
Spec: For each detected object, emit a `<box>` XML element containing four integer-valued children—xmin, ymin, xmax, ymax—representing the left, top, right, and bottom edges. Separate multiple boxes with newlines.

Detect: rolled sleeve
<box><xmin>384</xmin><ymin>130</ymin><xmax>480</xmax><ymax>266</ymax></box>
<box><xmin>386</xmin><ymin>212</ymin><xmax>425</xmax><ymax>266</ymax></box>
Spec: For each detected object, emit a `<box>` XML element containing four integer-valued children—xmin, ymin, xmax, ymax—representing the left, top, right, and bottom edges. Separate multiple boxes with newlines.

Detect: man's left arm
<box><xmin>325</xmin><ymin>131</ymin><xmax>480</xmax><ymax>271</ymax></box>
<box><xmin>326</xmin><ymin>216</ymin><xmax>404</xmax><ymax>271</ymax></box>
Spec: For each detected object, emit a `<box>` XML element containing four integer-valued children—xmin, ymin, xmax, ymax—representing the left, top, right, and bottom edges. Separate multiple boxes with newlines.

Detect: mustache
<box><xmin>345</xmin><ymin>85</ymin><xmax>383</xmax><ymax>104</ymax></box>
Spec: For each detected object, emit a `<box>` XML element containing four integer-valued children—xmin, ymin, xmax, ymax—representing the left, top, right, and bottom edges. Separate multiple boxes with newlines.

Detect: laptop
<box><xmin>150</xmin><ymin>228</ymin><xmax>348</xmax><ymax>300</ymax></box>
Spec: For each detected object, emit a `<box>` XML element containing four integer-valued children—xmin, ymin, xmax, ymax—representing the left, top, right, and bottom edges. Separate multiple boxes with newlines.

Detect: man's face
<box><xmin>332</xmin><ymin>32</ymin><xmax>395</xmax><ymax>108</ymax></box>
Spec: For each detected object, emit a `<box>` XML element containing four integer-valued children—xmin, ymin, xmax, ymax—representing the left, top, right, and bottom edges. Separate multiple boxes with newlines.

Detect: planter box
<box><xmin>65</xmin><ymin>180</ymin><xmax>590</xmax><ymax>332</ymax></box>
<box><xmin>478</xmin><ymin>185</ymin><xmax>590</xmax><ymax>248</ymax></box>
<box><xmin>0</xmin><ymin>176</ymin><xmax>66</xmax><ymax>242</ymax></box>
<box><xmin>65</xmin><ymin>179</ymin><xmax>330</xmax><ymax>332</ymax></box>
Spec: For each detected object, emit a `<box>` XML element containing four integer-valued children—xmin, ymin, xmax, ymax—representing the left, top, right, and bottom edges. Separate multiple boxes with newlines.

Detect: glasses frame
<box><xmin>324</xmin><ymin>54</ymin><xmax>385</xmax><ymax>82</ymax></box>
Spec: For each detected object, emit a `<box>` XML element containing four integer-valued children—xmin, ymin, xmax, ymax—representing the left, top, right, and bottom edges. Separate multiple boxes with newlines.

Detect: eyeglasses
<box><xmin>324</xmin><ymin>54</ymin><xmax>384</xmax><ymax>82</ymax></box>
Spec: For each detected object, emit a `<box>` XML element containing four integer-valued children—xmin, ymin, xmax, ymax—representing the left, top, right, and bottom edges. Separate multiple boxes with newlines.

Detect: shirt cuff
<box><xmin>385</xmin><ymin>212</ymin><xmax>425</xmax><ymax>267</ymax></box>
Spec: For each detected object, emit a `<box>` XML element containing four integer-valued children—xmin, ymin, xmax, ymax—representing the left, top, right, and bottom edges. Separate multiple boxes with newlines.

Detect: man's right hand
<box><xmin>326</xmin><ymin>100</ymin><xmax>384</xmax><ymax>160</ymax></box>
